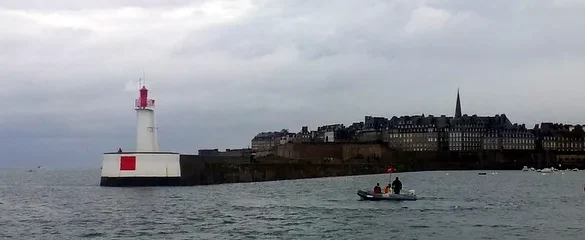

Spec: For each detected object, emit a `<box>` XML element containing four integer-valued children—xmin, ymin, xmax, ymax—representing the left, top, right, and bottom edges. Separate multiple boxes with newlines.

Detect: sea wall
<box><xmin>178</xmin><ymin>154</ymin><xmax>385</xmax><ymax>185</ymax></box>
<box><xmin>387</xmin><ymin>150</ymin><xmax>545</xmax><ymax>171</ymax></box>
<box><xmin>276</xmin><ymin>142</ymin><xmax>583</xmax><ymax>170</ymax></box>
<box><xmin>178</xmin><ymin>143</ymin><xmax>585</xmax><ymax>186</ymax></box>
<box><xmin>275</xmin><ymin>142</ymin><xmax>387</xmax><ymax>161</ymax></box>
<box><xmin>275</xmin><ymin>142</ymin><xmax>344</xmax><ymax>160</ymax></box>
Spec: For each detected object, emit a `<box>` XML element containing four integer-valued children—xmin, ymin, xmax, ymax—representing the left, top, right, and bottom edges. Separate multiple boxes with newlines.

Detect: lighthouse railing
<box><xmin>135</xmin><ymin>99</ymin><xmax>156</xmax><ymax>108</ymax></box>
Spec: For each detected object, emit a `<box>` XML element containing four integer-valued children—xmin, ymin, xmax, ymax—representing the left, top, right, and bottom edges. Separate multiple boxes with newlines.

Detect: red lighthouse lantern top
<box><xmin>135</xmin><ymin>82</ymin><xmax>155</xmax><ymax>109</ymax></box>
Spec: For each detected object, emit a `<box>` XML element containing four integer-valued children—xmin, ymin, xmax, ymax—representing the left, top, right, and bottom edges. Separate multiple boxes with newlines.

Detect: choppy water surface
<box><xmin>1</xmin><ymin>169</ymin><xmax>585</xmax><ymax>239</ymax></box>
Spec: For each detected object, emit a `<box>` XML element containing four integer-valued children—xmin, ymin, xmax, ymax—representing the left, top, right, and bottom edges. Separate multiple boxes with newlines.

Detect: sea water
<box><xmin>1</xmin><ymin>169</ymin><xmax>584</xmax><ymax>239</ymax></box>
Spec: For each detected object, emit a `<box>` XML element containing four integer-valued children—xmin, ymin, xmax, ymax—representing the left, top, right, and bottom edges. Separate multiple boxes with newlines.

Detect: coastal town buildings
<box><xmin>537</xmin><ymin>123</ymin><xmax>585</xmax><ymax>152</ymax></box>
<box><xmin>250</xmin><ymin>130</ymin><xmax>289</xmax><ymax>152</ymax></box>
<box><xmin>248</xmin><ymin>89</ymin><xmax>585</xmax><ymax>155</ymax></box>
<box><xmin>293</xmin><ymin>126</ymin><xmax>317</xmax><ymax>143</ymax></box>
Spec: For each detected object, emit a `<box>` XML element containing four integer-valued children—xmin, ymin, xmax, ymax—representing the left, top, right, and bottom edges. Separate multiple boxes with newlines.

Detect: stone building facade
<box><xmin>252</xmin><ymin>89</ymin><xmax>584</xmax><ymax>156</ymax></box>
<box><xmin>358</xmin><ymin>90</ymin><xmax>538</xmax><ymax>152</ymax></box>
<box><xmin>251</xmin><ymin>130</ymin><xmax>292</xmax><ymax>152</ymax></box>
<box><xmin>536</xmin><ymin>123</ymin><xmax>585</xmax><ymax>152</ymax></box>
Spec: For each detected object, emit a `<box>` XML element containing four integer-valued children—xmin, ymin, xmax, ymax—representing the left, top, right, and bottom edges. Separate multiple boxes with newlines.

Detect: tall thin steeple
<box><xmin>455</xmin><ymin>88</ymin><xmax>462</xmax><ymax>118</ymax></box>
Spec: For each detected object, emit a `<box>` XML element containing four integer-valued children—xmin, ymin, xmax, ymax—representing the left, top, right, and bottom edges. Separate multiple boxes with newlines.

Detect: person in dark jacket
<box><xmin>391</xmin><ymin>177</ymin><xmax>402</xmax><ymax>194</ymax></box>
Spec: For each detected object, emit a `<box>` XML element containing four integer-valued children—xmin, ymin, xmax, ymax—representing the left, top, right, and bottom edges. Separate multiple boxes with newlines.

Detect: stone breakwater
<box><xmin>179</xmin><ymin>156</ymin><xmax>384</xmax><ymax>185</ymax></box>
<box><xmin>175</xmin><ymin>142</ymin><xmax>584</xmax><ymax>186</ymax></box>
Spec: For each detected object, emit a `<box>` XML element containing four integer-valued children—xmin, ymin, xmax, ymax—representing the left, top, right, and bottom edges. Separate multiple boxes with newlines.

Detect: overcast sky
<box><xmin>1</xmin><ymin>0</ymin><xmax>585</xmax><ymax>168</ymax></box>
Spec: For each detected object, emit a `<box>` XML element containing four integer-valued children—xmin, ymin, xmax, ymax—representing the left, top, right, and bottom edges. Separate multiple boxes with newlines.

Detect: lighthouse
<box><xmin>100</xmin><ymin>79</ymin><xmax>181</xmax><ymax>187</ymax></box>
<box><xmin>135</xmin><ymin>84</ymin><xmax>159</xmax><ymax>152</ymax></box>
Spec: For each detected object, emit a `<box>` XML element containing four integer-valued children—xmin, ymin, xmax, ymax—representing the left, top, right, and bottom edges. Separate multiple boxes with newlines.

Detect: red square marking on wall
<box><xmin>120</xmin><ymin>156</ymin><xmax>136</xmax><ymax>171</ymax></box>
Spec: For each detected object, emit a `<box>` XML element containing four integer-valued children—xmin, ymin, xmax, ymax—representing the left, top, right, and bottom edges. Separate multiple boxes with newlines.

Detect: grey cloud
<box><xmin>0</xmin><ymin>0</ymin><xmax>209</xmax><ymax>10</ymax></box>
<box><xmin>175</xmin><ymin>19</ymin><xmax>281</xmax><ymax>59</ymax></box>
<box><xmin>2</xmin><ymin>0</ymin><xmax>585</xmax><ymax>168</ymax></box>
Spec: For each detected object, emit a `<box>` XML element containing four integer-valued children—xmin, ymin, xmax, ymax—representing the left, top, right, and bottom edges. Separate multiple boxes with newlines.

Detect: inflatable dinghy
<box><xmin>357</xmin><ymin>190</ymin><xmax>417</xmax><ymax>201</ymax></box>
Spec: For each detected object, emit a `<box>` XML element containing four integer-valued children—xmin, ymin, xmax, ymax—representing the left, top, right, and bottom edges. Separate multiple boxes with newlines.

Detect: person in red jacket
<box><xmin>373</xmin><ymin>183</ymin><xmax>382</xmax><ymax>194</ymax></box>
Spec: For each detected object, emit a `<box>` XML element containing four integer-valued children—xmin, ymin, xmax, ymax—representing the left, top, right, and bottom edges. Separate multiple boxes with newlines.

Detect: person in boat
<box><xmin>374</xmin><ymin>183</ymin><xmax>382</xmax><ymax>194</ymax></box>
<box><xmin>384</xmin><ymin>183</ymin><xmax>392</xmax><ymax>194</ymax></box>
<box><xmin>391</xmin><ymin>177</ymin><xmax>402</xmax><ymax>194</ymax></box>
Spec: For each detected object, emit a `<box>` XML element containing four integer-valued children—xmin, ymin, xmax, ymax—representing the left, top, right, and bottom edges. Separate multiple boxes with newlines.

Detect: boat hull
<box><xmin>357</xmin><ymin>190</ymin><xmax>417</xmax><ymax>201</ymax></box>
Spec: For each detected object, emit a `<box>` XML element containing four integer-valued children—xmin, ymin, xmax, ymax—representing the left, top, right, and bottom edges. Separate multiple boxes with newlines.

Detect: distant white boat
<box><xmin>541</xmin><ymin>168</ymin><xmax>553</xmax><ymax>173</ymax></box>
<box><xmin>522</xmin><ymin>166</ymin><xmax>529</xmax><ymax>171</ymax></box>
<box><xmin>529</xmin><ymin>167</ymin><xmax>536</xmax><ymax>171</ymax></box>
<box><xmin>573</xmin><ymin>168</ymin><xmax>579</xmax><ymax>171</ymax></box>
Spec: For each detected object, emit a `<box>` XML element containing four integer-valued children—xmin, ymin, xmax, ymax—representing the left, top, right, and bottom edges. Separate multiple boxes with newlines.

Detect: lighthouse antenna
<box><xmin>143</xmin><ymin>69</ymin><xmax>146</xmax><ymax>87</ymax></box>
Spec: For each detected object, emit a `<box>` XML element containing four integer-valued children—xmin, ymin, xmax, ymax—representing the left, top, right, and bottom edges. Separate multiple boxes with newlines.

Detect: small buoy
<box><xmin>446</xmin><ymin>173</ymin><xmax>449</xmax><ymax>176</ymax></box>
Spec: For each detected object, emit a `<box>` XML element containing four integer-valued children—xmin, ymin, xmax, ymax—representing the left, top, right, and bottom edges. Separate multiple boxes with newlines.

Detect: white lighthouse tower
<box><xmin>135</xmin><ymin>83</ymin><xmax>159</xmax><ymax>152</ymax></box>
<box><xmin>100</xmin><ymin>79</ymin><xmax>182</xmax><ymax>187</ymax></box>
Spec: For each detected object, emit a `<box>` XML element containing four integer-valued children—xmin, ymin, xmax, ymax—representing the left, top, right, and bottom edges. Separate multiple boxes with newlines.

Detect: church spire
<box><xmin>455</xmin><ymin>88</ymin><xmax>462</xmax><ymax>118</ymax></box>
